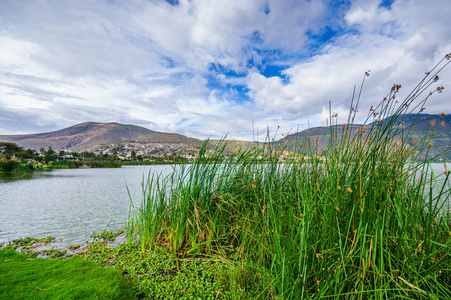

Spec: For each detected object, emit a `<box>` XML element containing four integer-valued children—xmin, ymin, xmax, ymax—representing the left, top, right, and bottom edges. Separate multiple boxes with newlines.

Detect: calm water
<box><xmin>0</xmin><ymin>165</ymin><xmax>174</xmax><ymax>247</ymax></box>
<box><xmin>0</xmin><ymin>163</ymin><xmax>449</xmax><ymax>247</ymax></box>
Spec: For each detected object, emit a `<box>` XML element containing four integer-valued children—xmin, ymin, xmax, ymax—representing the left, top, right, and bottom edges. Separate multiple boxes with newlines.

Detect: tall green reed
<box><xmin>0</xmin><ymin>160</ymin><xmax>34</xmax><ymax>178</ymax></box>
<box><xmin>128</xmin><ymin>54</ymin><xmax>451</xmax><ymax>299</ymax></box>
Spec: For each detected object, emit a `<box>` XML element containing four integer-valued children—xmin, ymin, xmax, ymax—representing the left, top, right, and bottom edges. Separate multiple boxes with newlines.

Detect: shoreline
<box><xmin>1</xmin><ymin>230</ymin><xmax>128</xmax><ymax>259</ymax></box>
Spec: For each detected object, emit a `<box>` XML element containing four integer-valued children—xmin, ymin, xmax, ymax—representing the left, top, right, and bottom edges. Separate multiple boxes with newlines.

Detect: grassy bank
<box><xmin>2</xmin><ymin>234</ymin><xmax>241</xmax><ymax>299</ymax></box>
<box><xmin>0</xmin><ymin>248</ymin><xmax>135</xmax><ymax>300</ymax></box>
<box><xmin>46</xmin><ymin>160</ymin><xmax>121</xmax><ymax>169</ymax></box>
<box><xmin>127</xmin><ymin>56</ymin><xmax>451</xmax><ymax>299</ymax></box>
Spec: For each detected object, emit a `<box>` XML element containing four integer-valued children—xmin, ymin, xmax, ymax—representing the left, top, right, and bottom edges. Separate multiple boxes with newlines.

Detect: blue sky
<box><xmin>0</xmin><ymin>0</ymin><xmax>450</xmax><ymax>141</ymax></box>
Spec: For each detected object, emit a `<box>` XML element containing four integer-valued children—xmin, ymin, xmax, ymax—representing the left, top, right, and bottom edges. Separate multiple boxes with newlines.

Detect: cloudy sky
<box><xmin>1</xmin><ymin>0</ymin><xmax>450</xmax><ymax>140</ymax></box>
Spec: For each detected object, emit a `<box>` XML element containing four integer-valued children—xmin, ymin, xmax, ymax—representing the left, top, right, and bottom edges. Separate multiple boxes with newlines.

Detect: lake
<box><xmin>0</xmin><ymin>163</ymin><xmax>449</xmax><ymax>247</ymax></box>
<box><xmin>0</xmin><ymin>165</ymin><xmax>175</xmax><ymax>247</ymax></box>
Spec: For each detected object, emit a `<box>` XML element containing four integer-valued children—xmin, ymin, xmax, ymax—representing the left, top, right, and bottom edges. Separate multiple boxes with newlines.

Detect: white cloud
<box><xmin>129</xmin><ymin>0</ymin><xmax>329</xmax><ymax>71</ymax></box>
<box><xmin>246</xmin><ymin>0</ymin><xmax>451</xmax><ymax>129</ymax></box>
<box><xmin>247</xmin><ymin>34</ymin><xmax>408</xmax><ymax>115</ymax></box>
<box><xmin>262</xmin><ymin>0</ymin><xmax>326</xmax><ymax>50</ymax></box>
<box><xmin>345</xmin><ymin>1</ymin><xmax>393</xmax><ymax>31</ymax></box>
<box><xmin>0</xmin><ymin>37</ymin><xmax>40</xmax><ymax>69</ymax></box>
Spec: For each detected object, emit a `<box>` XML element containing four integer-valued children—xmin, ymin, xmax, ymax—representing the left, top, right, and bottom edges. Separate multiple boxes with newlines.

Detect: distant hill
<box><xmin>279</xmin><ymin>113</ymin><xmax>451</xmax><ymax>161</ymax></box>
<box><xmin>136</xmin><ymin>132</ymin><xmax>198</xmax><ymax>144</ymax></box>
<box><xmin>3</xmin><ymin>114</ymin><xmax>449</xmax><ymax>159</ymax></box>
<box><xmin>0</xmin><ymin>122</ymin><xmax>196</xmax><ymax>151</ymax></box>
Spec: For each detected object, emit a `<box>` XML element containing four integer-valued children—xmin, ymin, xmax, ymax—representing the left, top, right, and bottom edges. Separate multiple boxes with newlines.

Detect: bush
<box><xmin>0</xmin><ymin>160</ymin><xmax>33</xmax><ymax>174</ymax></box>
<box><xmin>88</xmin><ymin>161</ymin><xmax>121</xmax><ymax>168</ymax></box>
<box><xmin>0</xmin><ymin>160</ymin><xmax>20</xmax><ymax>172</ymax></box>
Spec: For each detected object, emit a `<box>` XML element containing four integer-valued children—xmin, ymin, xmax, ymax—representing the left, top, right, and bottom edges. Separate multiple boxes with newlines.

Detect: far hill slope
<box><xmin>0</xmin><ymin>122</ymin><xmax>189</xmax><ymax>151</ymax></box>
<box><xmin>279</xmin><ymin>113</ymin><xmax>451</xmax><ymax>160</ymax></box>
<box><xmin>136</xmin><ymin>132</ymin><xmax>198</xmax><ymax>144</ymax></box>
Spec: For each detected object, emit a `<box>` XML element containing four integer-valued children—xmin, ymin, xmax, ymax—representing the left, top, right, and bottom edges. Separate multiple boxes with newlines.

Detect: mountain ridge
<box><xmin>2</xmin><ymin>113</ymin><xmax>450</xmax><ymax>160</ymax></box>
<box><xmin>0</xmin><ymin>122</ymin><xmax>194</xmax><ymax>151</ymax></box>
<box><xmin>279</xmin><ymin>113</ymin><xmax>451</xmax><ymax>160</ymax></box>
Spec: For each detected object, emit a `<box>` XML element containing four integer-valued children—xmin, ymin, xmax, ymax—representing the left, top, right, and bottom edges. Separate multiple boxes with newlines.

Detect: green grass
<box><xmin>127</xmin><ymin>55</ymin><xmax>451</xmax><ymax>299</ymax></box>
<box><xmin>0</xmin><ymin>248</ymin><xmax>135</xmax><ymax>300</ymax></box>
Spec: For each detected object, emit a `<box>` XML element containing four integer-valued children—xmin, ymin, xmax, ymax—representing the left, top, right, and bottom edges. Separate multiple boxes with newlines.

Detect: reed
<box><xmin>0</xmin><ymin>160</ymin><xmax>33</xmax><ymax>178</ymax></box>
<box><xmin>128</xmin><ymin>55</ymin><xmax>451</xmax><ymax>299</ymax></box>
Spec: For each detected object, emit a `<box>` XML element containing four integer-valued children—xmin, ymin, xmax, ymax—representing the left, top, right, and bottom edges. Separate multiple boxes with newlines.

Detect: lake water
<box><xmin>0</xmin><ymin>165</ymin><xmax>175</xmax><ymax>247</ymax></box>
<box><xmin>0</xmin><ymin>163</ymin><xmax>449</xmax><ymax>247</ymax></box>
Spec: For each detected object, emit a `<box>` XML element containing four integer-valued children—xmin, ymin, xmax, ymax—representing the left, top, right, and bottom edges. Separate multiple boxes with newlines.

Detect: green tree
<box><xmin>131</xmin><ymin>150</ymin><xmax>136</xmax><ymax>160</ymax></box>
<box><xmin>43</xmin><ymin>146</ymin><xmax>55</xmax><ymax>163</ymax></box>
<box><xmin>82</xmin><ymin>151</ymin><xmax>94</xmax><ymax>158</ymax></box>
<box><xmin>25</xmin><ymin>148</ymin><xmax>36</xmax><ymax>157</ymax></box>
<box><xmin>17</xmin><ymin>148</ymin><xmax>37</xmax><ymax>160</ymax></box>
<box><xmin>0</xmin><ymin>142</ymin><xmax>24</xmax><ymax>158</ymax></box>
<box><xmin>47</xmin><ymin>146</ymin><xmax>55</xmax><ymax>156</ymax></box>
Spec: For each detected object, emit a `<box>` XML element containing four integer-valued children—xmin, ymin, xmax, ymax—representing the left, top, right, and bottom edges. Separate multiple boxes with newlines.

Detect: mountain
<box><xmin>136</xmin><ymin>132</ymin><xmax>198</xmax><ymax>144</ymax></box>
<box><xmin>0</xmin><ymin>122</ymin><xmax>195</xmax><ymax>151</ymax></box>
<box><xmin>279</xmin><ymin>113</ymin><xmax>451</xmax><ymax>161</ymax></box>
<box><xmin>2</xmin><ymin>113</ymin><xmax>449</xmax><ymax>159</ymax></box>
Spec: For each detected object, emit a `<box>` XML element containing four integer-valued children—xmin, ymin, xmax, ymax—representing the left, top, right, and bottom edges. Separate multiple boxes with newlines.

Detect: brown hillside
<box><xmin>0</xmin><ymin>122</ymin><xmax>162</xmax><ymax>151</ymax></box>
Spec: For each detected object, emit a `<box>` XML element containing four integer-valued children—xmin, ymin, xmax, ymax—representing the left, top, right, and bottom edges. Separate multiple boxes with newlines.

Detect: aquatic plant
<box><xmin>82</xmin><ymin>241</ymin><xmax>242</xmax><ymax>299</ymax></box>
<box><xmin>0</xmin><ymin>160</ymin><xmax>33</xmax><ymax>177</ymax></box>
<box><xmin>91</xmin><ymin>229</ymin><xmax>124</xmax><ymax>242</ymax></box>
<box><xmin>128</xmin><ymin>54</ymin><xmax>451</xmax><ymax>299</ymax></box>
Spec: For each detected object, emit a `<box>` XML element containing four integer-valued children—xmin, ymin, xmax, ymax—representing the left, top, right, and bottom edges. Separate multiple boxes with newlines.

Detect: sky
<box><xmin>0</xmin><ymin>0</ymin><xmax>450</xmax><ymax>141</ymax></box>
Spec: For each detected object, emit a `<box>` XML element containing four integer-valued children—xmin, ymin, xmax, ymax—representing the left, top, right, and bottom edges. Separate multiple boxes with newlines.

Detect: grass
<box><xmin>0</xmin><ymin>248</ymin><xmax>135</xmax><ymax>300</ymax></box>
<box><xmin>127</xmin><ymin>54</ymin><xmax>451</xmax><ymax>299</ymax></box>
